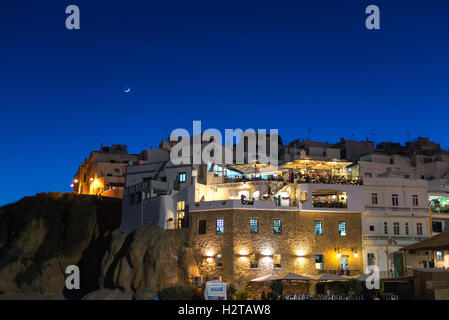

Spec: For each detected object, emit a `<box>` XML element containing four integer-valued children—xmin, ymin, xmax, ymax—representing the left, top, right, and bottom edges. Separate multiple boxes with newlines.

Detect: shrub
<box><xmin>342</xmin><ymin>279</ymin><xmax>364</xmax><ymax>295</ymax></box>
<box><xmin>160</xmin><ymin>285</ymin><xmax>195</xmax><ymax>300</ymax></box>
<box><xmin>227</xmin><ymin>284</ymin><xmax>237</xmax><ymax>300</ymax></box>
<box><xmin>235</xmin><ymin>289</ymin><xmax>252</xmax><ymax>300</ymax></box>
<box><xmin>270</xmin><ymin>280</ymin><xmax>284</xmax><ymax>298</ymax></box>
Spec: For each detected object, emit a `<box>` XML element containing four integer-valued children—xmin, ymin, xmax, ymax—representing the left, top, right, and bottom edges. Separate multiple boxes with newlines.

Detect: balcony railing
<box><xmin>312</xmin><ymin>202</ymin><xmax>347</xmax><ymax>209</ymax></box>
<box><xmin>363</xmin><ymin>235</ymin><xmax>429</xmax><ymax>241</ymax></box>
<box><xmin>431</xmin><ymin>207</ymin><xmax>449</xmax><ymax>214</ymax></box>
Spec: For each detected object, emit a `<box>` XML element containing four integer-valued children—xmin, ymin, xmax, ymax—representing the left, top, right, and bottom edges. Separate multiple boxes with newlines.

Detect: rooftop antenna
<box><xmin>370</xmin><ymin>128</ymin><xmax>377</xmax><ymax>145</ymax></box>
<box><xmin>406</xmin><ymin>130</ymin><xmax>411</xmax><ymax>142</ymax></box>
<box><xmin>347</xmin><ymin>125</ymin><xmax>358</xmax><ymax>141</ymax></box>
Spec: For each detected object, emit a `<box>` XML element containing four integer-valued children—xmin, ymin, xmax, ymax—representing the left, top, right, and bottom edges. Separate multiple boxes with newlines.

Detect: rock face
<box><xmin>0</xmin><ymin>193</ymin><xmax>199</xmax><ymax>300</ymax></box>
<box><xmin>0</xmin><ymin>193</ymin><xmax>121</xmax><ymax>298</ymax></box>
<box><xmin>99</xmin><ymin>224</ymin><xmax>199</xmax><ymax>295</ymax></box>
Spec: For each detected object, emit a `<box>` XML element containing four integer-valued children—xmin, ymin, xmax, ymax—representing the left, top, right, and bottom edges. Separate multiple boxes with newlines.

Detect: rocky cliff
<box><xmin>0</xmin><ymin>193</ymin><xmax>198</xmax><ymax>300</ymax></box>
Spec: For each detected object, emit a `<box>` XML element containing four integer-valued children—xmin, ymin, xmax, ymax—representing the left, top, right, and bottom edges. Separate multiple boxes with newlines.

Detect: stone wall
<box><xmin>189</xmin><ymin>208</ymin><xmax>363</xmax><ymax>288</ymax></box>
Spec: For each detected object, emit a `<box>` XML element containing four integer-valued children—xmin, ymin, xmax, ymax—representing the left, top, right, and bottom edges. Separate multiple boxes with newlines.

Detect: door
<box><xmin>340</xmin><ymin>258</ymin><xmax>348</xmax><ymax>275</ymax></box>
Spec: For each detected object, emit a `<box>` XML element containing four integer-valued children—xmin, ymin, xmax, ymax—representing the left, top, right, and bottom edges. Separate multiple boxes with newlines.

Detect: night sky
<box><xmin>1</xmin><ymin>0</ymin><xmax>449</xmax><ymax>205</ymax></box>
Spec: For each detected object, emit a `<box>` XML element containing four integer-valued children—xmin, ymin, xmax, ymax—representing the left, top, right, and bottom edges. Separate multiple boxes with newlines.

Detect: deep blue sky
<box><xmin>1</xmin><ymin>0</ymin><xmax>449</xmax><ymax>205</ymax></box>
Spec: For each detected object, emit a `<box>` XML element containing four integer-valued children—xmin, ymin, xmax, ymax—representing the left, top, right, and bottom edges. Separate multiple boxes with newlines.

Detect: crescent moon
<box><xmin>124</xmin><ymin>88</ymin><xmax>131</xmax><ymax>93</ymax></box>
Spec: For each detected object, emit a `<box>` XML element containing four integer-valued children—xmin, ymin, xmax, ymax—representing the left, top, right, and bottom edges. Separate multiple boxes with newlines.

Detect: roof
<box><xmin>408</xmin><ymin>268</ymin><xmax>449</xmax><ymax>273</ymax></box>
<box><xmin>401</xmin><ymin>230</ymin><xmax>449</xmax><ymax>251</ymax></box>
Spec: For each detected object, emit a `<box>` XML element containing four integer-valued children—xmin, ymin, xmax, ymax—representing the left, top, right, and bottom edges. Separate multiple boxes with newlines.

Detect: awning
<box><xmin>401</xmin><ymin>230</ymin><xmax>449</xmax><ymax>251</ymax></box>
<box><xmin>281</xmin><ymin>159</ymin><xmax>352</xmax><ymax>171</ymax></box>
<box><xmin>271</xmin><ymin>273</ymin><xmax>313</xmax><ymax>281</ymax></box>
<box><xmin>250</xmin><ymin>274</ymin><xmax>278</xmax><ymax>282</ymax></box>
<box><xmin>309</xmin><ymin>273</ymin><xmax>347</xmax><ymax>281</ymax></box>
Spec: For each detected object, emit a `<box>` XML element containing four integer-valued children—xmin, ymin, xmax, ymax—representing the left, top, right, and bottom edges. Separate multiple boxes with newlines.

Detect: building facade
<box><xmin>72</xmin><ymin>144</ymin><xmax>139</xmax><ymax>199</ymax></box>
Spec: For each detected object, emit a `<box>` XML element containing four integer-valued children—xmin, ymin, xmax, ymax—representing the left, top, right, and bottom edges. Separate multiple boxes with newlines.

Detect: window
<box><xmin>176</xmin><ymin>201</ymin><xmax>185</xmax><ymax>229</ymax></box>
<box><xmin>216</xmin><ymin>254</ymin><xmax>223</xmax><ymax>267</ymax></box>
<box><xmin>273</xmin><ymin>254</ymin><xmax>282</xmax><ymax>269</ymax></box>
<box><xmin>412</xmin><ymin>195</ymin><xmax>419</xmax><ymax>206</ymax></box>
<box><xmin>367</xmin><ymin>253</ymin><xmax>375</xmax><ymax>266</ymax></box>
<box><xmin>405</xmin><ymin>223</ymin><xmax>409</xmax><ymax>235</ymax></box>
<box><xmin>273</xmin><ymin>219</ymin><xmax>282</xmax><ymax>234</ymax></box>
<box><xmin>338</xmin><ymin>221</ymin><xmax>347</xmax><ymax>236</ymax></box>
<box><xmin>216</xmin><ymin>219</ymin><xmax>224</xmax><ymax>234</ymax></box>
<box><xmin>371</xmin><ymin>193</ymin><xmax>378</xmax><ymax>205</ymax></box>
<box><xmin>369</xmin><ymin>225</ymin><xmax>375</xmax><ymax>232</ymax></box>
<box><xmin>315</xmin><ymin>255</ymin><xmax>324</xmax><ymax>270</ymax></box>
<box><xmin>178</xmin><ymin>172</ymin><xmax>186</xmax><ymax>183</ymax></box>
<box><xmin>417</xmin><ymin>223</ymin><xmax>423</xmax><ymax>235</ymax></box>
<box><xmin>432</xmin><ymin>221</ymin><xmax>443</xmax><ymax>233</ymax></box>
<box><xmin>249</xmin><ymin>219</ymin><xmax>258</xmax><ymax>233</ymax></box>
<box><xmin>392</xmin><ymin>194</ymin><xmax>399</xmax><ymax>206</ymax></box>
<box><xmin>314</xmin><ymin>220</ymin><xmax>323</xmax><ymax>235</ymax></box>
<box><xmin>436</xmin><ymin>251</ymin><xmax>444</xmax><ymax>261</ymax></box>
<box><xmin>198</xmin><ymin>220</ymin><xmax>206</xmax><ymax>235</ymax></box>
<box><xmin>393</xmin><ymin>222</ymin><xmax>400</xmax><ymax>235</ymax></box>
<box><xmin>384</xmin><ymin>222</ymin><xmax>388</xmax><ymax>235</ymax></box>
<box><xmin>249</xmin><ymin>253</ymin><xmax>259</xmax><ymax>268</ymax></box>
<box><xmin>365</xmin><ymin>172</ymin><xmax>372</xmax><ymax>177</ymax></box>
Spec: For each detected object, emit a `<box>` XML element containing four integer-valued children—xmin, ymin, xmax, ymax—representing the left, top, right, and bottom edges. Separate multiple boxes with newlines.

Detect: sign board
<box><xmin>204</xmin><ymin>281</ymin><xmax>227</xmax><ymax>300</ymax></box>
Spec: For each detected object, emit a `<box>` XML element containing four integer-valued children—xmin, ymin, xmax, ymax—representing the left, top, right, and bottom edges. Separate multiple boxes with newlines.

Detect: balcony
<box><xmin>190</xmin><ymin>199</ymin><xmax>298</xmax><ymax>212</ymax></box>
<box><xmin>297</xmin><ymin>183</ymin><xmax>364</xmax><ymax>212</ymax></box>
<box><xmin>363</xmin><ymin>234</ymin><xmax>429</xmax><ymax>242</ymax></box>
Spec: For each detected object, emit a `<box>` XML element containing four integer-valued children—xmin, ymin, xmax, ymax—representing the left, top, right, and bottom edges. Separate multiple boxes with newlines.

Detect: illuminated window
<box><xmin>178</xmin><ymin>172</ymin><xmax>186</xmax><ymax>183</ymax></box>
<box><xmin>273</xmin><ymin>254</ymin><xmax>282</xmax><ymax>269</ymax></box>
<box><xmin>273</xmin><ymin>219</ymin><xmax>282</xmax><ymax>234</ymax></box>
<box><xmin>300</xmin><ymin>191</ymin><xmax>308</xmax><ymax>201</ymax></box>
<box><xmin>338</xmin><ymin>221</ymin><xmax>347</xmax><ymax>236</ymax></box>
<box><xmin>216</xmin><ymin>253</ymin><xmax>223</xmax><ymax>267</ymax></box>
<box><xmin>249</xmin><ymin>253</ymin><xmax>259</xmax><ymax>268</ymax></box>
<box><xmin>177</xmin><ymin>201</ymin><xmax>185</xmax><ymax>229</ymax></box>
<box><xmin>249</xmin><ymin>219</ymin><xmax>258</xmax><ymax>233</ymax></box>
<box><xmin>314</xmin><ymin>220</ymin><xmax>323</xmax><ymax>235</ymax></box>
<box><xmin>216</xmin><ymin>219</ymin><xmax>224</xmax><ymax>234</ymax></box>
<box><xmin>315</xmin><ymin>255</ymin><xmax>323</xmax><ymax>270</ymax></box>
<box><xmin>436</xmin><ymin>251</ymin><xmax>444</xmax><ymax>261</ymax></box>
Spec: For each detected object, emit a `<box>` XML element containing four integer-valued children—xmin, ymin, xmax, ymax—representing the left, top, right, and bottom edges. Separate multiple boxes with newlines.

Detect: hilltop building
<box><xmin>72</xmin><ymin>144</ymin><xmax>140</xmax><ymax>199</ymax></box>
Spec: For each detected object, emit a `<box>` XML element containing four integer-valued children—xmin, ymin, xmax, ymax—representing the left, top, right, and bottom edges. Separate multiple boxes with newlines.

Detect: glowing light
<box><xmin>206</xmin><ymin>257</ymin><xmax>214</xmax><ymax>264</ymax></box>
<box><xmin>238</xmin><ymin>249</ymin><xmax>249</xmax><ymax>256</ymax></box>
<box><xmin>90</xmin><ymin>177</ymin><xmax>94</xmax><ymax>182</ymax></box>
<box><xmin>70</xmin><ymin>184</ymin><xmax>74</xmax><ymax>188</ymax></box>
<box><xmin>261</xmin><ymin>256</ymin><xmax>272</xmax><ymax>264</ymax></box>
<box><xmin>296</xmin><ymin>249</ymin><xmax>306</xmax><ymax>257</ymax></box>
<box><xmin>336</xmin><ymin>252</ymin><xmax>341</xmax><ymax>258</ymax></box>
<box><xmin>205</xmin><ymin>249</ymin><xmax>215</xmax><ymax>257</ymax></box>
<box><xmin>74</xmin><ymin>179</ymin><xmax>79</xmax><ymax>183</ymax></box>
<box><xmin>354</xmin><ymin>251</ymin><xmax>359</xmax><ymax>258</ymax></box>
<box><xmin>261</xmin><ymin>248</ymin><xmax>273</xmax><ymax>256</ymax></box>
